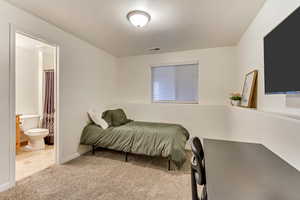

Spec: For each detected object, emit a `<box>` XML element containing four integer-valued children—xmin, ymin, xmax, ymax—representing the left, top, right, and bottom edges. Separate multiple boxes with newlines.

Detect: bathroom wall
<box><xmin>38</xmin><ymin>46</ymin><xmax>55</xmax><ymax>117</ymax></box>
<box><xmin>15</xmin><ymin>46</ymin><xmax>39</xmax><ymax>115</ymax></box>
<box><xmin>40</xmin><ymin>46</ymin><xmax>55</xmax><ymax>70</ymax></box>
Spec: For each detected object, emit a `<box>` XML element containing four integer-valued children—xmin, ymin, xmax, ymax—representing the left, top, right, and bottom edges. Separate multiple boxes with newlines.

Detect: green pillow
<box><xmin>102</xmin><ymin>109</ymin><xmax>131</xmax><ymax>127</ymax></box>
<box><xmin>102</xmin><ymin>110</ymin><xmax>113</xmax><ymax>126</ymax></box>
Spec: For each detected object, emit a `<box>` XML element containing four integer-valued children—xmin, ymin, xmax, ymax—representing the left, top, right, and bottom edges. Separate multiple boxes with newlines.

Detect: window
<box><xmin>151</xmin><ymin>63</ymin><xmax>199</xmax><ymax>103</ymax></box>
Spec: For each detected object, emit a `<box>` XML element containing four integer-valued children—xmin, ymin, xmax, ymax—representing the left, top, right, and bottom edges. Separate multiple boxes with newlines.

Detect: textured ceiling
<box><xmin>7</xmin><ymin>0</ymin><xmax>266</xmax><ymax>57</ymax></box>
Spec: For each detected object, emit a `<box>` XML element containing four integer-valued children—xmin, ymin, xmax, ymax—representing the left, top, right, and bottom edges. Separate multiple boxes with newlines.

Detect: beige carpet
<box><xmin>0</xmin><ymin>149</ymin><xmax>194</xmax><ymax>200</ymax></box>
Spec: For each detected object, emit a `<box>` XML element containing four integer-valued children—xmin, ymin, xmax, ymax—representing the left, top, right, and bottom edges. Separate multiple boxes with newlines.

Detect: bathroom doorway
<box><xmin>13</xmin><ymin>31</ymin><xmax>59</xmax><ymax>181</ymax></box>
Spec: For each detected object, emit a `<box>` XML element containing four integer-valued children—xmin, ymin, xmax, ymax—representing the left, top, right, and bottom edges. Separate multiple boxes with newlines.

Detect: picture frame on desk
<box><xmin>240</xmin><ymin>70</ymin><xmax>258</xmax><ymax>108</ymax></box>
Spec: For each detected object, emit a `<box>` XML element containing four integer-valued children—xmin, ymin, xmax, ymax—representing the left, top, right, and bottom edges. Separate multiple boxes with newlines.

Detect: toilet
<box><xmin>20</xmin><ymin>115</ymin><xmax>49</xmax><ymax>151</ymax></box>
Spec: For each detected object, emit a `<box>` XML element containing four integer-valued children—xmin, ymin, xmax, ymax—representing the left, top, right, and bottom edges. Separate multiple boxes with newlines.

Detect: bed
<box><xmin>80</xmin><ymin>113</ymin><xmax>190</xmax><ymax>170</ymax></box>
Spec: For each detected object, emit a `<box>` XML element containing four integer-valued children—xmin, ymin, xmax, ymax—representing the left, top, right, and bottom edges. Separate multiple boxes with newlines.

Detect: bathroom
<box><xmin>15</xmin><ymin>33</ymin><xmax>57</xmax><ymax>181</ymax></box>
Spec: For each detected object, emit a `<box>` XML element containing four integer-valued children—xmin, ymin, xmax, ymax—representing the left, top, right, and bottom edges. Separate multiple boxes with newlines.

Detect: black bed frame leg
<box><xmin>92</xmin><ymin>145</ymin><xmax>95</xmax><ymax>155</ymax></box>
<box><xmin>168</xmin><ymin>159</ymin><xmax>171</xmax><ymax>171</ymax></box>
<box><xmin>125</xmin><ymin>152</ymin><xmax>128</xmax><ymax>162</ymax></box>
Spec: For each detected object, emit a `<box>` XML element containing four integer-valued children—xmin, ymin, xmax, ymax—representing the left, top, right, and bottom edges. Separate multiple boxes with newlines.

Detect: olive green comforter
<box><xmin>80</xmin><ymin>121</ymin><xmax>190</xmax><ymax>167</ymax></box>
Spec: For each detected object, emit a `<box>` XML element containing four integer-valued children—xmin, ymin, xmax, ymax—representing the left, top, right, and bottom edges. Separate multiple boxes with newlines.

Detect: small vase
<box><xmin>231</xmin><ymin>100</ymin><xmax>240</xmax><ymax>106</ymax></box>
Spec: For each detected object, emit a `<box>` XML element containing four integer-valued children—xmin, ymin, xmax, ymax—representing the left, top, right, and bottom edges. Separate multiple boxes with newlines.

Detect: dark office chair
<box><xmin>191</xmin><ymin>137</ymin><xmax>204</xmax><ymax>162</ymax></box>
<box><xmin>191</xmin><ymin>137</ymin><xmax>207</xmax><ymax>200</ymax></box>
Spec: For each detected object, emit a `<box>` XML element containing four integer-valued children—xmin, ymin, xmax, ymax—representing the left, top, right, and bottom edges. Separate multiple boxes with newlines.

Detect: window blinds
<box><xmin>151</xmin><ymin>63</ymin><xmax>198</xmax><ymax>103</ymax></box>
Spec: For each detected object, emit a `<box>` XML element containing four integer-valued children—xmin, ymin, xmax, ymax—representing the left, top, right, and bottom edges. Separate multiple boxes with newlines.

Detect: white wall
<box><xmin>115</xmin><ymin>2</ymin><xmax>300</xmax><ymax>173</ymax></box>
<box><xmin>38</xmin><ymin>46</ymin><xmax>56</xmax><ymax>117</ymax></box>
<box><xmin>237</xmin><ymin>0</ymin><xmax>300</xmax><ymax>115</ymax></box>
<box><xmin>228</xmin><ymin>106</ymin><xmax>300</xmax><ymax>171</ymax></box>
<box><xmin>0</xmin><ymin>0</ymin><xmax>117</xmax><ymax>191</ymax></box>
<box><xmin>0</xmin><ymin>19</ymin><xmax>11</xmax><ymax>192</ymax></box>
<box><xmin>40</xmin><ymin>47</ymin><xmax>55</xmax><ymax>70</ymax></box>
<box><xmin>2</xmin><ymin>0</ymin><xmax>300</xmax><ymax>193</ymax></box>
<box><xmin>235</xmin><ymin>0</ymin><xmax>300</xmax><ymax>170</ymax></box>
<box><xmin>15</xmin><ymin>47</ymin><xmax>39</xmax><ymax>114</ymax></box>
<box><xmin>117</xmin><ymin>47</ymin><xmax>237</xmax><ymax>105</ymax></box>
<box><xmin>116</xmin><ymin>103</ymin><xmax>229</xmax><ymax>142</ymax></box>
<box><xmin>115</xmin><ymin>47</ymin><xmax>237</xmax><ymax>143</ymax></box>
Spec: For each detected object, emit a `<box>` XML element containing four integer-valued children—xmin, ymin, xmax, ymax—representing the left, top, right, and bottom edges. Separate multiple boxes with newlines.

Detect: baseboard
<box><xmin>0</xmin><ymin>182</ymin><xmax>12</xmax><ymax>193</ymax></box>
<box><xmin>60</xmin><ymin>152</ymin><xmax>81</xmax><ymax>164</ymax></box>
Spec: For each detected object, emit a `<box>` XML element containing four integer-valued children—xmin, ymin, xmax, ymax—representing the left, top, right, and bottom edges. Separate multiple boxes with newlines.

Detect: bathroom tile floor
<box><xmin>16</xmin><ymin>145</ymin><xmax>55</xmax><ymax>181</ymax></box>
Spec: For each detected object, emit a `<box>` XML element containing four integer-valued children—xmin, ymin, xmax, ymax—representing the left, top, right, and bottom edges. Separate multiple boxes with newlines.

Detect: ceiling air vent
<box><xmin>149</xmin><ymin>47</ymin><xmax>161</xmax><ymax>52</ymax></box>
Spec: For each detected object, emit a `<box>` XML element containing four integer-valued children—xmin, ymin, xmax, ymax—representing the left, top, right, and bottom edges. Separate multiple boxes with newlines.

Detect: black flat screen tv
<box><xmin>264</xmin><ymin>6</ymin><xmax>300</xmax><ymax>94</ymax></box>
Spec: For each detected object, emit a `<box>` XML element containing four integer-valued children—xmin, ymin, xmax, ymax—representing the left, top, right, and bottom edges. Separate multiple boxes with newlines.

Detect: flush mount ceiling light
<box><xmin>127</xmin><ymin>10</ymin><xmax>151</xmax><ymax>28</ymax></box>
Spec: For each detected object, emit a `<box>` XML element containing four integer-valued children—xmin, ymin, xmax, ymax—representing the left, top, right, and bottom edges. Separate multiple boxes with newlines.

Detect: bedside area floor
<box><xmin>1</xmin><ymin>149</ymin><xmax>196</xmax><ymax>200</ymax></box>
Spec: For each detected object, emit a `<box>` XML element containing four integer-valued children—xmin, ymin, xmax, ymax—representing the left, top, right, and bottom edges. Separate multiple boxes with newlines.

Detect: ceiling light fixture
<box><xmin>127</xmin><ymin>10</ymin><xmax>151</xmax><ymax>28</ymax></box>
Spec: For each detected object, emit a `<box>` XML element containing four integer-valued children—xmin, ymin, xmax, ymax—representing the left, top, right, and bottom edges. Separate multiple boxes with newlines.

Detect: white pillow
<box><xmin>88</xmin><ymin>109</ymin><xmax>108</xmax><ymax>129</ymax></box>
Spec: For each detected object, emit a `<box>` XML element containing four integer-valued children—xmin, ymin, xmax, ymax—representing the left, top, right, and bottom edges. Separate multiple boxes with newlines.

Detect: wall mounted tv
<box><xmin>264</xmin><ymin>6</ymin><xmax>300</xmax><ymax>94</ymax></box>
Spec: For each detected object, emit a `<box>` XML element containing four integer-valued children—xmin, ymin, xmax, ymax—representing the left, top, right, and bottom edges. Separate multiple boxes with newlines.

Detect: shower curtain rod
<box><xmin>43</xmin><ymin>69</ymin><xmax>54</xmax><ymax>72</ymax></box>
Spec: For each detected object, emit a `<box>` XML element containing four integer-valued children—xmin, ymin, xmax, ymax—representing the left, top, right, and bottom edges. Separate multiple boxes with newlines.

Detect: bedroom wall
<box><xmin>0</xmin><ymin>0</ymin><xmax>117</xmax><ymax>191</ymax></box>
<box><xmin>116</xmin><ymin>47</ymin><xmax>237</xmax><ymax>140</ymax></box>
<box><xmin>227</xmin><ymin>106</ymin><xmax>300</xmax><ymax>171</ymax></box>
<box><xmin>237</xmin><ymin>0</ymin><xmax>300</xmax><ymax>115</ymax></box>
<box><xmin>235</xmin><ymin>0</ymin><xmax>300</xmax><ymax>170</ymax></box>
<box><xmin>117</xmin><ymin>103</ymin><xmax>229</xmax><ymax>143</ymax></box>
<box><xmin>116</xmin><ymin>0</ymin><xmax>300</xmax><ymax>173</ymax></box>
<box><xmin>117</xmin><ymin>47</ymin><xmax>237</xmax><ymax>105</ymax></box>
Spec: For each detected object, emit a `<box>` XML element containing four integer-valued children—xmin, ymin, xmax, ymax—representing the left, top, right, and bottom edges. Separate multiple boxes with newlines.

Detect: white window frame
<box><xmin>150</xmin><ymin>60</ymin><xmax>199</xmax><ymax>104</ymax></box>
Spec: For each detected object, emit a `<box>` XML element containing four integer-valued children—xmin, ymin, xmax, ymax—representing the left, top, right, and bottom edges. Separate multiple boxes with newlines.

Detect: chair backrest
<box><xmin>191</xmin><ymin>137</ymin><xmax>204</xmax><ymax>162</ymax></box>
<box><xmin>191</xmin><ymin>137</ymin><xmax>206</xmax><ymax>185</ymax></box>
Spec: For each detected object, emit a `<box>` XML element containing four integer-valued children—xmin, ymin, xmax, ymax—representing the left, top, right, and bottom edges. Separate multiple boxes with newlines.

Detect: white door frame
<box><xmin>9</xmin><ymin>24</ymin><xmax>61</xmax><ymax>187</ymax></box>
